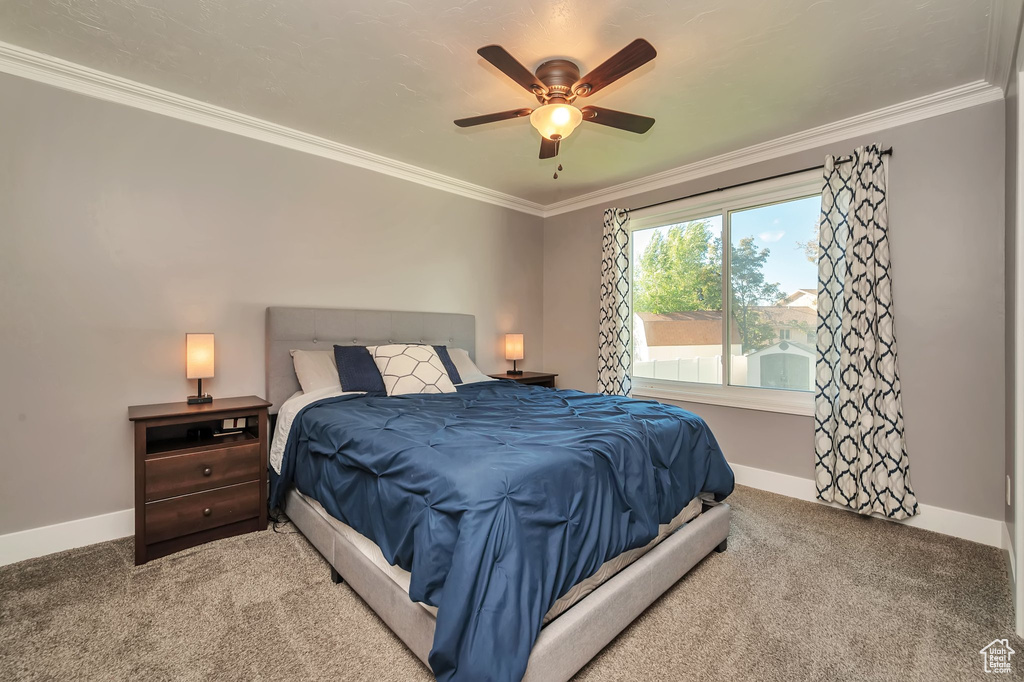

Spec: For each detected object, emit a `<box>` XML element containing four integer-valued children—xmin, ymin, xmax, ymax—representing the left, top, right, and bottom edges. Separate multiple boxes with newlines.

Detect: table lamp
<box><xmin>186</xmin><ymin>333</ymin><xmax>214</xmax><ymax>404</ymax></box>
<box><xmin>505</xmin><ymin>333</ymin><xmax>524</xmax><ymax>375</ymax></box>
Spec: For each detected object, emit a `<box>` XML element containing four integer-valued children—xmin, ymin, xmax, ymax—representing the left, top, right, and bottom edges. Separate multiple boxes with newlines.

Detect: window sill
<box><xmin>630</xmin><ymin>382</ymin><xmax>815</xmax><ymax>417</ymax></box>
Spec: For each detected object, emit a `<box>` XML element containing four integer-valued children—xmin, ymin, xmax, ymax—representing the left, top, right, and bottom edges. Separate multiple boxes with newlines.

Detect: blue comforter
<box><xmin>270</xmin><ymin>381</ymin><xmax>733</xmax><ymax>682</ymax></box>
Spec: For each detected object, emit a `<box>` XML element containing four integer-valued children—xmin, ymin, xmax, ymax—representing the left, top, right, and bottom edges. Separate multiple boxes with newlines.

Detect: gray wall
<box><xmin>0</xmin><ymin>68</ymin><xmax>1009</xmax><ymax>535</ymax></box>
<box><xmin>1007</xmin><ymin>17</ymin><xmax>1024</xmax><ymax>571</ymax></box>
<box><xmin>0</xmin><ymin>73</ymin><xmax>544</xmax><ymax>535</ymax></box>
<box><xmin>543</xmin><ymin>101</ymin><xmax>1007</xmax><ymax>520</ymax></box>
<box><xmin>1008</xmin><ymin>71</ymin><xmax>1018</xmax><ymax>549</ymax></box>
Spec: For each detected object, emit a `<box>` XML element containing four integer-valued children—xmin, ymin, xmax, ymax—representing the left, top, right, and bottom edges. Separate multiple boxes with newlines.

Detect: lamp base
<box><xmin>507</xmin><ymin>370</ymin><xmax>523</xmax><ymax>376</ymax></box>
<box><xmin>187</xmin><ymin>394</ymin><xmax>213</xmax><ymax>405</ymax></box>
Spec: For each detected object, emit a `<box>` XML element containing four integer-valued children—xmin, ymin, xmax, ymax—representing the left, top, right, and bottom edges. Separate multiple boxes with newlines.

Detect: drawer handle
<box><xmin>202</xmin><ymin>467</ymin><xmax>212</xmax><ymax>477</ymax></box>
<box><xmin>203</xmin><ymin>508</ymin><xmax>212</xmax><ymax>517</ymax></box>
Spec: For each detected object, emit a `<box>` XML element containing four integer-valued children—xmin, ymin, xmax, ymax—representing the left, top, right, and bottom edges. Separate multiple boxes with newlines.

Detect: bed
<box><xmin>265</xmin><ymin>307</ymin><xmax>733</xmax><ymax>682</ymax></box>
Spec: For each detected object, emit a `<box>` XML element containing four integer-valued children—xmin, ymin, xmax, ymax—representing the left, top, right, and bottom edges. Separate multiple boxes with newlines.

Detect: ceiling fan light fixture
<box><xmin>456</xmin><ymin>40</ymin><xmax>657</xmax><ymax>159</ymax></box>
<box><xmin>530</xmin><ymin>103</ymin><xmax>583</xmax><ymax>141</ymax></box>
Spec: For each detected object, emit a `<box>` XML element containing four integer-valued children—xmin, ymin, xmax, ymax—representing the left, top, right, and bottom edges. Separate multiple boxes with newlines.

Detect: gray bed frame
<box><xmin>266</xmin><ymin>306</ymin><xmax>730</xmax><ymax>682</ymax></box>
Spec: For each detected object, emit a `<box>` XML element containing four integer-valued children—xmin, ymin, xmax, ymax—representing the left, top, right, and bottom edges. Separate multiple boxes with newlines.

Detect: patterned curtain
<box><xmin>598</xmin><ymin>208</ymin><xmax>632</xmax><ymax>396</ymax></box>
<box><xmin>814</xmin><ymin>145</ymin><xmax>918</xmax><ymax>519</ymax></box>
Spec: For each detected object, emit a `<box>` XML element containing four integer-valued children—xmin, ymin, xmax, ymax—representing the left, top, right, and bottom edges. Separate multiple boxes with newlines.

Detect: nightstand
<box><xmin>488</xmin><ymin>371</ymin><xmax>559</xmax><ymax>388</ymax></box>
<box><xmin>128</xmin><ymin>395</ymin><xmax>271</xmax><ymax>565</ymax></box>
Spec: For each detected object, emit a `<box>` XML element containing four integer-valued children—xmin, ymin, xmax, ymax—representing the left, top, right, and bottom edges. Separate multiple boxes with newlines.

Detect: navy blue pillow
<box><xmin>432</xmin><ymin>345</ymin><xmax>462</xmax><ymax>385</ymax></box>
<box><xmin>333</xmin><ymin>345</ymin><xmax>386</xmax><ymax>393</ymax></box>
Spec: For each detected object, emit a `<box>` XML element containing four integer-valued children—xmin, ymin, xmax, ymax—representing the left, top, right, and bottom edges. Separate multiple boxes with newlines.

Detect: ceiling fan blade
<box><xmin>581</xmin><ymin>106</ymin><xmax>655</xmax><ymax>134</ymax></box>
<box><xmin>539</xmin><ymin>137</ymin><xmax>560</xmax><ymax>159</ymax></box>
<box><xmin>477</xmin><ymin>45</ymin><xmax>548</xmax><ymax>95</ymax></box>
<box><xmin>454</xmin><ymin>108</ymin><xmax>533</xmax><ymax>127</ymax></box>
<box><xmin>572</xmin><ymin>39</ymin><xmax>656</xmax><ymax>97</ymax></box>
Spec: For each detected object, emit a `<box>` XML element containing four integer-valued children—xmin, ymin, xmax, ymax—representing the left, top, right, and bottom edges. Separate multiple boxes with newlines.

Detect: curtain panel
<box><xmin>598</xmin><ymin>208</ymin><xmax>632</xmax><ymax>396</ymax></box>
<box><xmin>814</xmin><ymin>145</ymin><xmax>918</xmax><ymax>519</ymax></box>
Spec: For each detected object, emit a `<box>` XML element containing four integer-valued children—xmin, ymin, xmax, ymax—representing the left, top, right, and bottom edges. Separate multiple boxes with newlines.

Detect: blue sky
<box><xmin>632</xmin><ymin>194</ymin><xmax>819</xmax><ymax>301</ymax></box>
<box><xmin>731</xmin><ymin>195</ymin><xmax>819</xmax><ymax>297</ymax></box>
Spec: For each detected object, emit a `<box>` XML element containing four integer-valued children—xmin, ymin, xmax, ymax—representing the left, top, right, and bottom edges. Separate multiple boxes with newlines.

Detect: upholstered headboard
<box><xmin>265</xmin><ymin>307</ymin><xmax>476</xmax><ymax>413</ymax></box>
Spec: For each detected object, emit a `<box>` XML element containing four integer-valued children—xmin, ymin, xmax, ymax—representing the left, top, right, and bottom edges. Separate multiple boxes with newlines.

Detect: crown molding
<box><xmin>541</xmin><ymin>80</ymin><xmax>1003</xmax><ymax>217</ymax></box>
<box><xmin>984</xmin><ymin>0</ymin><xmax>1024</xmax><ymax>93</ymax></box>
<box><xmin>0</xmin><ymin>40</ymin><xmax>1006</xmax><ymax>220</ymax></box>
<box><xmin>0</xmin><ymin>41</ymin><xmax>547</xmax><ymax>217</ymax></box>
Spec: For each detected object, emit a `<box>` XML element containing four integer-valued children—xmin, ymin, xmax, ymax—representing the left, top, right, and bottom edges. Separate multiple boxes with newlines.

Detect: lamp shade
<box><xmin>186</xmin><ymin>333</ymin><xmax>215</xmax><ymax>379</ymax></box>
<box><xmin>504</xmin><ymin>333</ymin><xmax>524</xmax><ymax>361</ymax></box>
<box><xmin>529</xmin><ymin>103</ymin><xmax>583</xmax><ymax>141</ymax></box>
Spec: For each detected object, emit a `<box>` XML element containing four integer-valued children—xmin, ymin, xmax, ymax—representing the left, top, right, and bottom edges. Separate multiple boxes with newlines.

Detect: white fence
<box><xmin>633</xmin><ymin>355</ymin><xmax>748</xmax><ymax>384</ymax></box>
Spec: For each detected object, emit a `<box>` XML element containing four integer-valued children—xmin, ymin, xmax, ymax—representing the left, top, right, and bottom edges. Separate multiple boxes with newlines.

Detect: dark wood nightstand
<box><xmin>128</xmin><ymin>395</ymin><xmax>271</xmax><ymax>565</ymax></box>
<box><xmin>488</xmin><ymin>371</ymin><xmax>559</xmax><ymax>388</ymax></box>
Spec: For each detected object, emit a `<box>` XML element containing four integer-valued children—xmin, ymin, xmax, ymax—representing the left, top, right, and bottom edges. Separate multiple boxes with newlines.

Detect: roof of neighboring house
<box><xmin>635</xmin><ymin>311</ymin><xmax>741</xmax><ymax>346</ymax></box>
<box><xmin>781</xmin><ymin>289</ymin><xmax>817</xmax><ymax>305</ymax></box>
<box><xmin>636</xmin><ymin>306</ymin><xmax>816</xmax><ymax>347</ymax></box>
<box><xmin>752</xmin><ymin>306</ymin><xmax>817</xmax><ymax>326</ymax></box>
<box><xmin>746</xmin><ymin>340</ymin><xmax>816</xmax><ymax>357</ymax></box>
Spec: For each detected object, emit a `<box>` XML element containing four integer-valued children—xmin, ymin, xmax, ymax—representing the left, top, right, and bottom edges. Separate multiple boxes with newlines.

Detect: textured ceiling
<box><xmin>0</xmin><ymin>0</ymin><xmax>994</xmax><ymax>205</ymax></box>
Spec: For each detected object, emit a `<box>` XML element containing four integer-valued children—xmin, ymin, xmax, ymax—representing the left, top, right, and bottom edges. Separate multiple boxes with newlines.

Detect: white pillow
<box><xmin>368</xmin><ymin>344</ymin><xmax>457</xmax><ymax>395</ymax></box>
<box><xmin>448</xmin><ymin>347</ymin><xmax>496</xmax><ymax>384</ymax></box>
<box><xmin>289</xmin><ymin>349</ymin><xmax>342</xmax><ymax>393</ymax></box>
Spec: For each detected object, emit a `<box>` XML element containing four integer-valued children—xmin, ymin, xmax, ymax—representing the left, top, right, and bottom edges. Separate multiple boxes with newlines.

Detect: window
<box><xmin>632</xmin><ymin>214</ymin><xmax>723</xmax><ymax>385</ymax></box>
<box><xmin>629</xmin><ymin>171</ymin><xmax>821</xmax><ymax>415</ymax></box>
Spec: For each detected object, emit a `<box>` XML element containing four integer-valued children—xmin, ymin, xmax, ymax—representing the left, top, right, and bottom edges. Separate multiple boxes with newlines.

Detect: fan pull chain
<box><xmin>554</xmin><ymin>163</ymin><xmax>563</xmax><ymax>180</ymax></box>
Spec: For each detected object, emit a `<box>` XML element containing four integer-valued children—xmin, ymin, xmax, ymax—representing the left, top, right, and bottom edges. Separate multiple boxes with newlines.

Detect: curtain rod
<box><xmin>625</xmin><ymin>147</ymin><xmax>893</xmax><ymax>214</ymax></box>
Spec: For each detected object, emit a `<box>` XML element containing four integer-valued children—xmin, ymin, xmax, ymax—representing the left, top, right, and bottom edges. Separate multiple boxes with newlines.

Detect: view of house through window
<box><xmin>631</xmin><ymin>192</ymin><xmax>820</xmax><ymax>395</ymax></box>
<box><xmin>632</xmin><ymin>215</ymin><xmax>725</xmax><ymax>384</ymax></box>
<box><xmin>728</xmin><ymin>196</ymin><xmax>820</xmax><ymax>391</ymax></box>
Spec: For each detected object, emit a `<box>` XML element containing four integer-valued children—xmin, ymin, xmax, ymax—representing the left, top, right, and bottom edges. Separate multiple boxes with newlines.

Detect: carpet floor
<box><xmin>0</xmin><ymin>486</ymin><xmax>1019</xmax><ymax>681</ymax></box>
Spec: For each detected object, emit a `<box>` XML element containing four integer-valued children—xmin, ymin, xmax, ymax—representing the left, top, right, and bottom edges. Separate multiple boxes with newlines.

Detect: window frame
<box><xmin>627</xmin><ymin>170</ymin><xmax>822</xmax><ymax>417</ymax></box>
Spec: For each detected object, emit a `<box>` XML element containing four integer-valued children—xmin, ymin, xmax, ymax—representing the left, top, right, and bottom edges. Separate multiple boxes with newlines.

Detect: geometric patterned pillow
<box><xmin>367</xmin><ymin>344</ymin><xmax>457</xmax><ymax>396</ymax></box>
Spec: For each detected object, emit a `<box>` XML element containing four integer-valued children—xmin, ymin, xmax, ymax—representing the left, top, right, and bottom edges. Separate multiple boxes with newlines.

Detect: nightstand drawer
<box><xmin>145</xmin><ymin>481</ymin><xmax>260</xmax><ymax>544</ymax></box>
<box><xmin>145</xmin><ymin>443</ymin><xmax>261</xmax><ymax>501</ymax></box>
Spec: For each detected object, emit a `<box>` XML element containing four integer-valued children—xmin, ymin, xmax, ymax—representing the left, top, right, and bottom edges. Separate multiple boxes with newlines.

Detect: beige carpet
<box><xmin>0</xmin><ymin>486</ymin><xmax>1019</xmax><ymax>681</ymax></box>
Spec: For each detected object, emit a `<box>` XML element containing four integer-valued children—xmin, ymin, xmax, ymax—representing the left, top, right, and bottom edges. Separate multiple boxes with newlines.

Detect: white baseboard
<box><xmin>730</xmin><ymin>463</ymin><xmax>1004</xmax><ymax>548</ymax></box>
<box><xmin>0</xmin><ymin>508</ymin><xmax>133</xmax><ymax>567</ymax></box>
<box><xmin>0</xmin><ymin>464</ymin><xmax>1005</xmax><ymax>565</ymax></box>
<box><xmin>1005</xmin><ymin>522</ymin><xmax>1016</xmax><ymax>580</ymax></box>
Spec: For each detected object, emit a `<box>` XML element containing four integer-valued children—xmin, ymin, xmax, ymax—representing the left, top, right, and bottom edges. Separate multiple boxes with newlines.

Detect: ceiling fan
<box><xmin>454</xmin><ymin>39</ymin><xmax>657</xmax><ymax>159</ymax></box>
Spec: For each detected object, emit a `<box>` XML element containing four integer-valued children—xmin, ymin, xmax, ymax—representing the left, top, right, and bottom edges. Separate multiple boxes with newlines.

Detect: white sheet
<box><xmin>270</xmin><ymin>386</ymin><xmax>362</xmax><ymax>474</ymax></box>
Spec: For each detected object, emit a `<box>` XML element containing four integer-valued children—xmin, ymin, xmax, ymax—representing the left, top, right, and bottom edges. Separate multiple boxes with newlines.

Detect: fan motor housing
<box><xmin>535</xmin><ymin>59</ymin><xmax>581</xmax><ymax>101</ymax></box>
